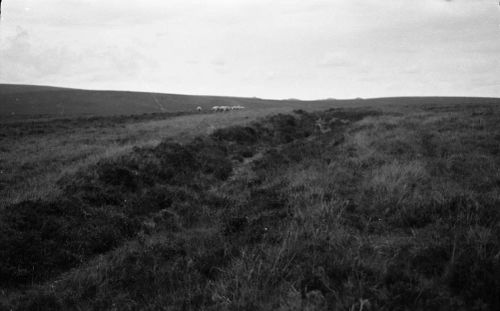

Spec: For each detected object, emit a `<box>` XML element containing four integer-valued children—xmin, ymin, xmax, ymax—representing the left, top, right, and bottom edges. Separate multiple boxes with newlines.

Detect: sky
<box><xmin>0</xmin><ymin>0</ymin><xmax>499</xmax><ymax>99</ymax></box>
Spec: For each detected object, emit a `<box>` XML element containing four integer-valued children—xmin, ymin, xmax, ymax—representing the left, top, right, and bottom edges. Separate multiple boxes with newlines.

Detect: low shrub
<box><xmin>212</xmin><ymin>126</ymin><xmax>259</xmax><ymax>145</ymax></box>
<box><xmin>0</xmin><ymin>200</ymin><xmax>136</xmax><ymax>285</ymax></box>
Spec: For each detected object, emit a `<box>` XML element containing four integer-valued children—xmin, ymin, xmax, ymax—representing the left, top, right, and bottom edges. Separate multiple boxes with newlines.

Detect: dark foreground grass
<box><xmin>1</xmin><ymin>103</ymin><xmax>500</xmax><ymax>310</ymax></box>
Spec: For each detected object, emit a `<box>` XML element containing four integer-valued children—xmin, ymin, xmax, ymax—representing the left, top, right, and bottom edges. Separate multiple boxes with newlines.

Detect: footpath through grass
<box><xmin>2</xmin><ymin>103</ymin><xmax>500</xmax><ymax>310</ymax></box>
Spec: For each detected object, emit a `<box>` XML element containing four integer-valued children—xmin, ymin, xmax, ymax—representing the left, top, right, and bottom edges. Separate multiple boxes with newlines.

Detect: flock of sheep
<box><xmin>212</xmin><ymin>105</ymin><xmax>245</xmax><ymax>112</ymax></box>
<box><xmin>196</xmin><ymin>105</ymin><xmax>245</xmax><ymax>112</ymax></box>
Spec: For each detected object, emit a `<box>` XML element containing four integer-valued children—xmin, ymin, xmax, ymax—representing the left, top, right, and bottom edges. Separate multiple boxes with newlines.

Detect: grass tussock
<box><xmin>2</xmin><ymin>103</ymin><xmax>500</xmax><ymax>310</ymax></box>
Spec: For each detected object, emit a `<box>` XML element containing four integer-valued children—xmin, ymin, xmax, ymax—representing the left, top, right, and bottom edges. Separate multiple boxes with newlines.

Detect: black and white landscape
<box><xmin>1</xmin><ymin>1</ymin><xmax>500</xmax><ymax>310</ymax></box>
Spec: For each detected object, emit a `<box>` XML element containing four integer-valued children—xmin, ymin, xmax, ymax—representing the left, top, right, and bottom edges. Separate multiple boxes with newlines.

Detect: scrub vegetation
<box><xmin>1</xmin><ymin>100</ymin><xmax>500</xmax><ymax>310</ymax></box>
<box><xmin>0</xmin><ymin>107</ymin><xmax>317</xmax><ymax>209</ymax></box>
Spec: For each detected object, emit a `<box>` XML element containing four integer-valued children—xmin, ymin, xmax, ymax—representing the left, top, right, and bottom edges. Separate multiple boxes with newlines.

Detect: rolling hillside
<box><xmin>2</xmin><ymin>87</ymin><xmax>500</xmax><ymax>309</ymax></box>
<box><xmin>0</xmin><ymin>84</ymin><xmax>289</xmax><ymax>117</ymax></box>
<box><xmin>2</xmin><ymin>83</ymin><xmax>500</xmax><ymax>118</ymax></box>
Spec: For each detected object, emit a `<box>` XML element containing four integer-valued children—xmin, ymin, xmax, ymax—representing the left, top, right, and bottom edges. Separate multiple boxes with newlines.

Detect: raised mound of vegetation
<box><xmin>1</xmin><ymin>103</ymin><xmax>500</xmax><ymax>310</ymax></box>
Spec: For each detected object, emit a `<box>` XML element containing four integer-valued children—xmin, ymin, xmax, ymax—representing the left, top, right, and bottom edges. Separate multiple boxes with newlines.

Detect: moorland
<box><xmin>1</xmin><ymin>85</ymin><xmax>500</xmax><ymax>310</ymax></box>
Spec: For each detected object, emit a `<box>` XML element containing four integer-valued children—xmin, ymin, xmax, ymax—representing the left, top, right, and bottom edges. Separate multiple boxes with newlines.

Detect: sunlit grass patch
<box><xmin>362</xmin><ymin>160</ymin><xmax>430</xmax><ymax>208</ymax></box>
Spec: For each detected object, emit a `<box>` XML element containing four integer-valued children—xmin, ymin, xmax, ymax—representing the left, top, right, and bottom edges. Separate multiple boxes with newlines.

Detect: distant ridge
<box><xmin>1</xmin><ymin>83</ymin><xmax>499</xmax><ymax>117</ymax></box>
<box><xmin>0</xmin><ymin>84</ymin><xmax>286</xmax><ymax>117</ymax></box>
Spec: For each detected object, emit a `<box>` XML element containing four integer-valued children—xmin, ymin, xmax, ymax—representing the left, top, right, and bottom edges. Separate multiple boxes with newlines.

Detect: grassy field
<box><xmin>1</xmin><ymin>95</ymin><xmax>500</xmax><ymax>310</ymax></box>
<box><xmin>0</xmin><ymin>84</ymin><xmax>333</xmax><ymax>117</ymax></box>
<box><xmin>0</xmin><ymin>107</ymin><xmax>319</xmax><ymax>209</ymax></box>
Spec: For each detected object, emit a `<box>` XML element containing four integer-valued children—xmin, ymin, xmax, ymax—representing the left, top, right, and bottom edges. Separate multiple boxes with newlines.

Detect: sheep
<box><xmin>196</xmin><ymin>106</ymin><xmax>202</xmax><ymax>112</ymax></box>
<box><xmin>211</xmin><ymin>105</ymin><xmax>245</xmax><ymax>112</ymax></box>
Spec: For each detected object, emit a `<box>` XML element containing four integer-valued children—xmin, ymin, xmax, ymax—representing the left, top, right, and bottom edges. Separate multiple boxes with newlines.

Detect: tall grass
<box><xmin>2</xmin><ymin>103</ymin><xmax>500</xmax><ymax>310</ymax></box>
<box><xmin>0</xmin><ymin>108</ymin><xmax>304</xmax><ymax>209</ymax></box>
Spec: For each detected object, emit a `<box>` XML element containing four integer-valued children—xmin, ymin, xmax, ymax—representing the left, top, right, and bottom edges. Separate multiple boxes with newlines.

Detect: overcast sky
<box><xmin>0</xmin><ymin>0</ymin><xmax>499</xmax><ymax>99</ymax></box>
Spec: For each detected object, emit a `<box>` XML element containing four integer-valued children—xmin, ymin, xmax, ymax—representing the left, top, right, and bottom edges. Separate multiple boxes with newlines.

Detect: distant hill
<box><xmin>1</xmin><ymin>83</ymin><xmax>499</xmax><ymax>117</ymax></box>
<box><xmin>0</xmin><ymin>84</ymin><xmax>294</xmax><ymax>117</ymax></box>
<box><xmin>350</xmin><ymin>96</ymin><xmax>500</xmax><ymax>107</ymax></box>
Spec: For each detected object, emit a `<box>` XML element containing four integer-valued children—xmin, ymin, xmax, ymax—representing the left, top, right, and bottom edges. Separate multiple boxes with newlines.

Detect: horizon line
<box><xmin>1</xmin><ymin>82</ymin><xmax>500</xmax><ymax>102</ymax></box>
